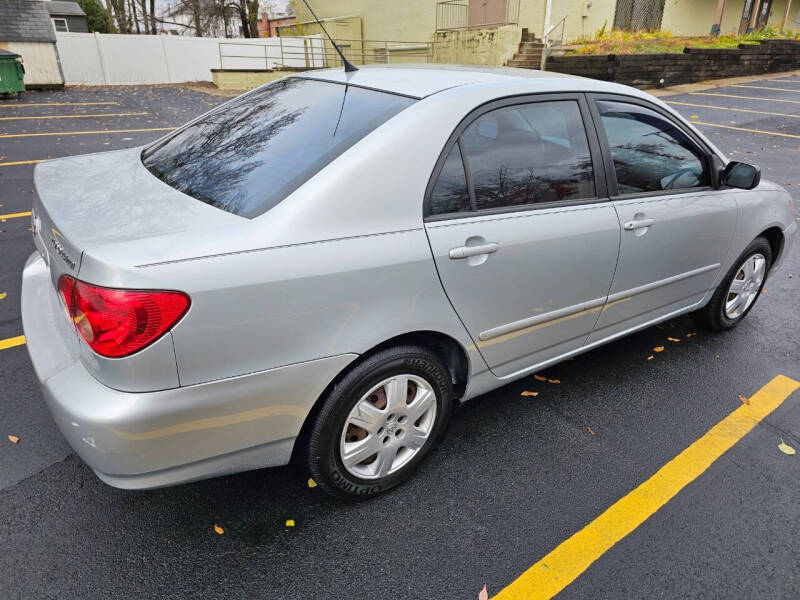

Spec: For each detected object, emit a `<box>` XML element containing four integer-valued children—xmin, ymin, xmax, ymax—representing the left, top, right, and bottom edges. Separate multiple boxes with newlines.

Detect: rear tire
<box><xmin>307</xmin><ymin>345</ymin><xmax>453</xmax><ymax>501</ymax></box>
<box><xmin>692</xmin><ymin>237</ymin><xmax>772</xmax><ymax>332</ymax></box>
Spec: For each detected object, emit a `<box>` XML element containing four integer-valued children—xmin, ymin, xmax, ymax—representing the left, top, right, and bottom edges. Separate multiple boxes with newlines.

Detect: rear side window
<box><xmin>142</xmin><ymin>78</ymin><xmax>415</xmax><ymax>218</ymax></box>
<box><xmin>597</xmin><ymin>100</ymin><xmax>709</xmax><ymax>194</ymax></box>
<box><xmin>429</xmin><ymin>143</ymin><xmax>471</xmax><ymax>215</ymax></box>
<box><xmin>428</xmin><ymin>99</ymin><xmax>596</xmax><ymax>216</ymax></box>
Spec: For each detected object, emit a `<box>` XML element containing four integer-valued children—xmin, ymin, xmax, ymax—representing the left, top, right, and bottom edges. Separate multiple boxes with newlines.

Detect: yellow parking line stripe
<box><xmin>733</xmin><ymin>84</ymin><xmax>800</xmax><ymax>93</ymax></box>
<box><xmin>666</xmin><ymin>101</ymin><xmax>800</xmax><ymax>119</ymax></box>
<box><xmin>693</xmin><ymin>121</ymin><xmax>800</xmax><ymax>140</ymax></box>
<box><xmin>0</xmin><ymin>102</ymin><xmax>120</xmax><ymax>108</ymax></box>
<box><xmin>0</xmin><ymin>112</ymin><xmax>148</xmax><ymax>121</ymax></box>
<box><xmin>0</xmin><ymin>211</ymin><xmax>32</xmax><ymax>220</ymax></box>
<box><xmin>691</xmin><ymin>92</ymin><xmax>800</xmax><ymax>104</ymax></box>
<box><xmin>493</xmin><ymin>374</ymin><xmax>800</xmax><ymax>600</ymax></box>
<box><xmin>0</xmin><ymin>159</ymin><xmax>45</xmax><ymax>167</ymax></box>
<box><xmin>0</xmin><ymin>127</ymin><xmax>175</xmax><ymax>139</ymax></box>
<box><xmin>0</xmin><ymin>336</ymin><xmax>26</xmax><ymax>351</ymax></box>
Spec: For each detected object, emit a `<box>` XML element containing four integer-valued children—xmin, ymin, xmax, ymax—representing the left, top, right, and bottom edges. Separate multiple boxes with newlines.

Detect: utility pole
<box><xmin>781</xmin><ymin>0</ymin><xmax>794</xmax><ymax>31</ymax></box>
<box><xmin>540</xmin><ymin>0</ymin><xmax>552</xmax><ymax>70</ymax></box>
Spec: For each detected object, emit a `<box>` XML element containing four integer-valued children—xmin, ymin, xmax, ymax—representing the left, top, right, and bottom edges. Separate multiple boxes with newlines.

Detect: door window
<box><xmin>429</xmin><ymin>143</ymin><xmax>471</xmax><ymax>216</ymax></box>
<box><xmin>459</xmin><ymin>100</ymin><xmax>595</xmax><ymax>211</ymax></box>
<box><xmin>597</xmin><ymin>100</ymin><xmax>709</xmax><ymax>195</ymax></box>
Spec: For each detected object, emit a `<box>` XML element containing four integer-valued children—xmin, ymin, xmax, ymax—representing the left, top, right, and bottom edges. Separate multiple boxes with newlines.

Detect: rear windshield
<box><xmin>141</xmin><ymin>78</ymin><xmax>416</xmax><ymax>218</ymax></box>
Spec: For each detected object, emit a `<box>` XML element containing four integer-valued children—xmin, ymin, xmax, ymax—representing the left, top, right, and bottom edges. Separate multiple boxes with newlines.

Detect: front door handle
<box><xmin>623</xmin><ymin>218</ymin><xmax>655</xmax><ymax>231</ymax></box>
<box><xmin>449</xmin><ymin>242</ymin><xmax>500</xmax><ymax>259</ymax></box>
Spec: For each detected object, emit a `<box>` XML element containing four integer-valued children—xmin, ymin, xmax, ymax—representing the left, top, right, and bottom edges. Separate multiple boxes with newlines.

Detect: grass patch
<box><xmin>568</xmin><ymin>26</ymin><xmax>800</xmax><ymax>55</ymax></box>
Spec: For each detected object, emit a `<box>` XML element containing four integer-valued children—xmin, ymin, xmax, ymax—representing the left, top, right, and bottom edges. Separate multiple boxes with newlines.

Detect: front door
<box><xmin>585</xmin><ymin>97</ymin><xmax>738</xmax><ymax>345</ymax></box>
<box><xmin>425</xmin><ymin>95</ymin><xmax>620</xmax><ymax>378</ymax></box>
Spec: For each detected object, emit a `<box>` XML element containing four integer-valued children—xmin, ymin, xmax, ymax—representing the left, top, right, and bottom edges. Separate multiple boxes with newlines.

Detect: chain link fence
<box><xmin>612</xmin><ymin>0</ymin><xmax>666</xmax><ymax>31</ymax></box>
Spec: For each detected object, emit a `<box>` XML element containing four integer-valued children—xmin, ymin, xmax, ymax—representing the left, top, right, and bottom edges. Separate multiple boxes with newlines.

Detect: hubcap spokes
<box><xmin>725</xmin><ymin>253</ymin><xmax>766</xmax><ymax>319</ymax></box>
<box><xmin>339</xmin><ymin>374</ymin><xmax>437</xmax><ymax>480</ymax></box>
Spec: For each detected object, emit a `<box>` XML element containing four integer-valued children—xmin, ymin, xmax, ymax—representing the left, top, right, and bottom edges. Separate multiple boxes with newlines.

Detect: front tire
<box><xmin>307</xmin><ymin>345</ymin><xmax>453</xmax><ymax>501</ymax></box>
<box><xmin>692</xmin><ymin>237</ymin><xmax>772</xmax><ymax>331</ymax></box>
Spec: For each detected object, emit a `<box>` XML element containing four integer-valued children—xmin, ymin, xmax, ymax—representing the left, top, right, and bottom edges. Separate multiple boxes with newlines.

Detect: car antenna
<box><xmin>299</xmin><ymin>0</ymin><xmax>358</xmax><ymax>73</ymax></box>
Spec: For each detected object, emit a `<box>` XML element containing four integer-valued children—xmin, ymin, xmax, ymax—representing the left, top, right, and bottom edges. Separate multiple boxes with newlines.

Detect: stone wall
<box><xmin>432</xmin><ymin>25</ymin><xmax>522</xmax><ymax>67</ymax></box>
<box><xmin>545</xmin><ymin>40</ymin><xmax>800</xmax><ymax>89</ymax></box>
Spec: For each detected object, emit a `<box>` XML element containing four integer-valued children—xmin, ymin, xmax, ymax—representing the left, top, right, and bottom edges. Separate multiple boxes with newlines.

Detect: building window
<box><xmin>52</xmin><ymin>18</ymin><xmax>69</xmax><ymax>32</ymax></box>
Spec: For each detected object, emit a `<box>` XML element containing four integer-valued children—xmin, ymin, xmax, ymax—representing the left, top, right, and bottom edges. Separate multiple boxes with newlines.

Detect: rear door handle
<box><xmin>449</xmin><ymin>242</ymin><xmax>500</xmax><ymax>259</ymax></box>
<box><xmin>623</xmin><ymin>218</ymin><xmax>655</xmax><ymax>231</ymax></box>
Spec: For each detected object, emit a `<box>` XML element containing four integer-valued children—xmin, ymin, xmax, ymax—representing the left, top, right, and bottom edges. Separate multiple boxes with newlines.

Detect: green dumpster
<box><xmin>0</xmin><ymin>49</ymin><xmax>25</xmax><ymax>94</ymax></box>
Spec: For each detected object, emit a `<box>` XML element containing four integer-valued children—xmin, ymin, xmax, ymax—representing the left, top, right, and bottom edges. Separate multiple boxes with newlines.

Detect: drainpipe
<box><xmin>710</xmin><ymin>0</ymin><xmax>726</xmax><ymax>36</ymax></box>
<box><xmin>541</xmin><ymin>0</ymin><xmax>552</xmax><ymax>70</ymax></box>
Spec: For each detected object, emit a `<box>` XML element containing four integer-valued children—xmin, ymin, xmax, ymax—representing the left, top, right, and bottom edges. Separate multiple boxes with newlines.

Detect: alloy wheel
<box><xmin>724</xmin><ymin>253</ymin><xmax>766</xmax><ymax>319</ymax></box>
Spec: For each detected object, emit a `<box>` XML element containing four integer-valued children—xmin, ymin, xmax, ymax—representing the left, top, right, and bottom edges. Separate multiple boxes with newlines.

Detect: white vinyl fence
<box><xmin>55</xmin><ymin>32</ymin><xmax>325</xmax><ymax>85</ymax></box>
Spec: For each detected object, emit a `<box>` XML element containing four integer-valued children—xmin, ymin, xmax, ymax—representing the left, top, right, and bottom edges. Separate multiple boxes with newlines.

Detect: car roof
<box><xmin>297</xmin><ymin>63</ymin><xmax>636</xmax><ymax>99</ymax></box>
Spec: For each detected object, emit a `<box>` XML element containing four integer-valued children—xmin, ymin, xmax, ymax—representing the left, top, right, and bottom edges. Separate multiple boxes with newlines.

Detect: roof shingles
<box><xmin>0</xmin><ymin>1</ymin><xmax>58</xmax><ymax>43</ymax></box>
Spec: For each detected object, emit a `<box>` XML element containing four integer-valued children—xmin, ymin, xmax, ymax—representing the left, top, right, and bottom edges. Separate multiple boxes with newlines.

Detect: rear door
<box><xmin>585</xmin><ymin>95</ymin><xmax>737</xmax><ymax>345</ymax></box>
<box><xmin>424</xmin><ymin>94</ymin><xmax>621</xmax><ymax>378</ymax></box>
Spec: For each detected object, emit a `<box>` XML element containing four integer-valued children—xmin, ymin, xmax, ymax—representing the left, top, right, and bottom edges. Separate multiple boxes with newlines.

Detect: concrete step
<box><xmin>520</xmin><ymin>41</ymin><xmax>545</xmax><ymax>51</ymax></box>
<box><xmin>507</xmin><ymin>59</ymin><xmax>542</xmax><ymax>68</ymax></box>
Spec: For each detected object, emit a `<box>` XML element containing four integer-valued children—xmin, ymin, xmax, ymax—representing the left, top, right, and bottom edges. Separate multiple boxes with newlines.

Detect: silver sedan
<box><xmin>21</xmin><ymin>65</ymin><xmax>797</xmax><ymax>499</ymax></box>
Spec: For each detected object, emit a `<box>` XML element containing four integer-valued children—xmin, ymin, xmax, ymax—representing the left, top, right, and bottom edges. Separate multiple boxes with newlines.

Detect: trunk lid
<box><xmin>32</xmin><ymin>147</ymin><xmax>243</xmax><ymax>286</ymax></box>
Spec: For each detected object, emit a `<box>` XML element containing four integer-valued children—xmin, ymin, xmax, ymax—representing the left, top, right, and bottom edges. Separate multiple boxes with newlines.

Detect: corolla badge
<box><xmin>31</xmin><ymin>211</ymin><xmax>41</xmax><ymax>236</ymax></box>
<box><xmin>50</xmin><ymin>233</ymin><xmax>76</xmax><ymax>270</ymax></box>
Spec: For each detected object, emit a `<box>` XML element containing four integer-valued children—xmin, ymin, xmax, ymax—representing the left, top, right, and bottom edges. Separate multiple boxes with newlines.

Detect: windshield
<box><xmin>141</xmin><ymin>78</ymin><xmax>416</xmax><ymax>218</ymax></box>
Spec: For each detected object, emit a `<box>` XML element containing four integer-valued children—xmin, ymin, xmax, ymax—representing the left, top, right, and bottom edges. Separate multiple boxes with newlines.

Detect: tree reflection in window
<box><xmin>597</xmin><ymin>100</ymin><xmax>709</xmax><ymax>194</ymax></box>
<box><xmin>142</xmin><ymin>78</ymin><xmax>415</xmax><ymax>218</ymax></box>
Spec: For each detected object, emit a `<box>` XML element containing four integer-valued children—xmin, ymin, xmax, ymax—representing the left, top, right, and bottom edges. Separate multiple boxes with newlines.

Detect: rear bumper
<box><xmin>21</xmin><ymin>253</ymin><xmax>357</xmax><ymax>489</ymax></box>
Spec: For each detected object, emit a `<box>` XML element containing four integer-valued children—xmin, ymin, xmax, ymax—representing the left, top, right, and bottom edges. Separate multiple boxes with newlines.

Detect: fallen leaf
<box><xmin>789</xmin><ymin>274</ymin><xmax>794</xmax><ymax>279</ymax></box>
<box><xmin>667</xmin><ymin>337</ymin><xmax>680</xmax><ymax>342</ymax></box>
<box><xmin>761</xmin><ymin>289</ymin><xmax>766</xmax><ymax>294</ymax></box>
<box><xmin>8</xmin><ymin>435</ymin><xmax>19</xmax><ymax>444</ymax></box>
<box><xmin>213</xmin><ymin>524</ymin><xmax>224</xmax><ymax>535</ymax></box>
<box><xmin>690</xmin><ymin>115</ymin><xmax>699</xmax><ymax>119</ymax></box>
<box><xmin>548</xmin><ymin>379</ymin><xmax>560</xmax><ymax>384</ymax></box>
<box><xmin>738</xmin><ymin>394</ymin><xmax>750</xmax><ymax>405</ymax></box>
<box><xmin>647</xmin><ymin>355</ymin><xmax>654</xmax><ymax>360</ymax></box>
<box><xmin>686</xmin><ymin>332</ymin><xmax>696</xmax><ymax>338</ymax></box>
<box><xmin>586</xmin><ymin>426</ymin><xmax>595</xmax><ymax>435</ymax></box>
<box><xmin>533</xmin><ymin>374</ymin><xmax>547</xmax><ymax>382</ymax></box>
<box><xmin>307</xmin><ymin>478</ymin><xmax>317</xmax><ymax>488</ymax></box>
<box><xmin>479</xmin><ymin>585</ymin><xmax>488</xmax><ymax>600</ymax></box>
<box><xmin>653</xmin><ymin>346</ymin><xmax>664</xmax><ymax>353</ymax></box>
<box><xmin>521</xmin><ymin>390</ymin><xmax>539</xmax><ymax>397</ymax></box>
<box><xmin>285</xmin><ymin>519</ymin><xmax>295</xmax><ymax>527</ymax></box>
<box><xmin>0</xmin><ymin>292</ymin><xmax>6</xmax><ymax>301</ymax></box>
<box><xmin>778</xmin><ymin>439</ymin><xmax>796</xmax><ymax>456</ymax></box>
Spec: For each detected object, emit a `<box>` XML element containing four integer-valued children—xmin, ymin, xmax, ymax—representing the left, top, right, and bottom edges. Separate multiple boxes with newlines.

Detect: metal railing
<box><xmin>541</xmin><ymin>14</ymin><xmax>568</xmax><ymax>70</ymax></box>
<box><xmin>218</xmin><ymin>37</ymin><xmax>432</xmax><ymax>71</ymax></box>
<box><xmin>436</xmin><ymin>0</ymin><xmax>520</xmax><ymax>32</ymax></box>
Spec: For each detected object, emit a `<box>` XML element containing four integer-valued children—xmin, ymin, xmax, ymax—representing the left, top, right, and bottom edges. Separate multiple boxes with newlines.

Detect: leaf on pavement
<box><xmin>0</xmin><ymin>292</ymin><xmax>6</xmax><ymax>301</ymax></box>
<box><xmin>586</xmin><ymin>426</ymin><xmax>596</xmax><ymax>435</ymax></box>
<box><xmin>307</xmin><ymin>478</ymin><xmax>317</xmax><ymax>488</ymax></box>
<box><xmin>690</xmin><ymin>115</ymin><xmax>699</xmax><ymax>120</ymax></box>
<box><xmin>653</xmin><ymin>346</ymin><xmax>664</xmax><ymax>353</ymax></box>
<box><xmin>778</xmin><ymin>439</ymin><xmax>796</xmax><ymax>456</ymax></box>
<box><xmin>521</xmin><ymin>391</ymin><xmax>539</xmax><ymax>397</ymax></box>
<box><xmin>8</xmin><ymin>434</ymin><xmax>19</xmax><ymax>444</ymax></box>
<box><xmin>478</xmin><ymin>584</ymin><xmax>488</xmax><ymax>600</ymax></box>
<box><xmin>647</xmin><ymin>355</ymin><xmax>654</xmax><ymax>360</ymax></box>
<box><xmin>285</xmin><ymin>519</ymin><xmax>296</xmax><ymax>527</ymax></box>
<box><xmin>214</xmin><ymin>525</ymin><xmax>224</xmax><ymax>535</ymax></box>
<box><xmin>686</xmin><ymin>332</ymin><xmax>696</xmax><ymax>338</ymax></box>
<box><xmin>533</xmin><ymin>374</ymin><xmax>547</xmax><ymax>382</ymax></box>
<box><xmin>667</xmin><ymin>337</ymin><xmax>680</xmax><ymax>342</ymax></box>
<box><xmin>738</xmin><ymin>394</ymin><xmax>750</xmax><ymax>405</ymax></box>
<box><xmin>548</xmin><ymin>379</ymin><xmax>560</xmax><ymax>384</ymax></box>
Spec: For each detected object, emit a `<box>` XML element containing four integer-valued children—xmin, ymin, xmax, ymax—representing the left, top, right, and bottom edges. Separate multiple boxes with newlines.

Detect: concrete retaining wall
<box><xmin>432</xmin><ymin>25</ymin><xmax>522</xmax><ymax>67</ymax></box>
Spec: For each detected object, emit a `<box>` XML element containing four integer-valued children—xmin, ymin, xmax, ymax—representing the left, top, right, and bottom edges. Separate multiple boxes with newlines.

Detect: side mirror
<box><xmin>721</xmin><ymin>161</ymin><xmax>761</xmax><ymax>190</ymax></box>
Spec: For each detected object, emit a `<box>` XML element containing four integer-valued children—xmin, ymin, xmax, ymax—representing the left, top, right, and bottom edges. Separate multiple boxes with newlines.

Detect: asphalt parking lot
<box><xmin>1</xmin><ymin>73</ymin><xmax>799</xmax><ymax>600</ymax></box>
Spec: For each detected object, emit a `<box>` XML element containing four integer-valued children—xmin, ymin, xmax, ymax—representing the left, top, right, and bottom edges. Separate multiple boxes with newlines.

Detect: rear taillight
<box><xmin>57</xmin><ymin>275</ymin><xmax>190</xmax><ymax>358</ymax></box>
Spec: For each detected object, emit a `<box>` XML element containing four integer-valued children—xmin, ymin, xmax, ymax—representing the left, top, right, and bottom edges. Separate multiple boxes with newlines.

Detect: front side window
<box><xmin>142</xmin><ymin>78</ymin><xmax>415</xmax><ymax>218</ymax></box>
<box><xmin>459</xmin><ymin>100</ymin><xmax>595</xmax><ymax>211</ymax></box>
<box><xmin>597</xmin><ymin>100</ymin><xmax>709</xmax><ymax>194</ymax></box>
